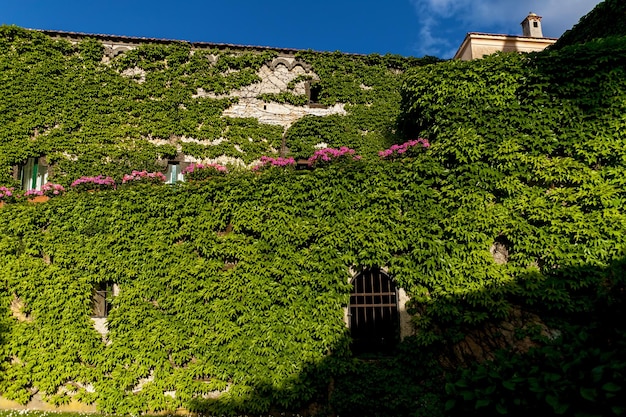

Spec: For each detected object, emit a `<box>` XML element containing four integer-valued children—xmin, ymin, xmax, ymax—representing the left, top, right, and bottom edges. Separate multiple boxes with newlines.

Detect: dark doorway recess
<box><xmin>92</xmin><ymin>281</ymin><xmax>113</xmax><ymax>318</ymax></box>
<box><xmin>349</xmin><ymin>268</ymin><xmax>399</xmax><ymax>355</ymax></box>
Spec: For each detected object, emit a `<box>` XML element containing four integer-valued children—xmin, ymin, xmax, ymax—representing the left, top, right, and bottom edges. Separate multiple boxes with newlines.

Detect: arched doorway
<box><xmin>349</xmin><ymin>268</ymin><xmax>399</xmax><ymax>354</ymax></box>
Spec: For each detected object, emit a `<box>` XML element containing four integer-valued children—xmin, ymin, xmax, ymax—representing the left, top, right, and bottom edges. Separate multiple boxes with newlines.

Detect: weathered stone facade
<box><xmin>41</xmin><ymin>30</ymin><xmax>347</xmax><ymax>168</ymax></box>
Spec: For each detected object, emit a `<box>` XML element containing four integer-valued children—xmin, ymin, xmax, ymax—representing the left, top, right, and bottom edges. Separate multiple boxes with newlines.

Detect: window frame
<box><xmin>19</xmin><ymin>157</ymin><xmax>49</xmax><ymax>191</ymax></box>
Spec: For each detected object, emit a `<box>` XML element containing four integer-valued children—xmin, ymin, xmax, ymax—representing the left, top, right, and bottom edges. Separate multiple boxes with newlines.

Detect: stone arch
<box><xmin>269</xmin><ymin>57</ymin><xmax>292</xmax><ymax>71</ymax></box>
<box><xmin>110</xmin><ymin>46</ymin><xmax>133</xmax><ymax>57</ymax></box>
<box><xmin>268</xmin><ymin>57</ymin><xmax>312</xmax><ymax>72</ymax></box>
<box><xmin>290</xmin><ymin>61</ymin><xmax>311</xmax><ymax>72</ymax></box>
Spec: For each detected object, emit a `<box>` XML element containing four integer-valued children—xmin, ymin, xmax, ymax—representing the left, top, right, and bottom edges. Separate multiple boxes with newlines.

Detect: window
<box><xmin>349</xmin><ymin>268</ymin><xmax>399</xmax><ymax>355</ymax></box>
<box><xmin>20</xmin><ymin>157</ymin><xmax>48</xmax><ymax>191</ymax></box>
<box><xmin>92</xmin><ymin>281</ymin><xmax>114</xmax><ymax>318</ymax></box>
<box><xmin>165</xmin><ymin>162</ymin><xmax>184</xmax><ymax>184</ymax></box>
<box><xmin>306</xmin><ymin>81</ymin><xmax>326</xmax><ymax>108</ymax></box>
<box><xmin>533</xmin><ymin>21</ymin><xmax>538</xmax><ymax>28</ymax></box>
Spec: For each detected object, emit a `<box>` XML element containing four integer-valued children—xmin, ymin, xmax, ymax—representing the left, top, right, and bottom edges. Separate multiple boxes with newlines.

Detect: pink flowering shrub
<box><xmin>182</xmin><ymin>163</ymin><xmax>228</xmax><ymax>181</ymax></box>
<box><xmin>379</xmin><ymin>138</ymin><xmax>430</xmax><ymax>159</ymax></box>
<box><xmin>252</xmin><ymin>156</ymin><xmax>296</xmax><ymax>171</ymax></box>
<box><xmin>70</xmin><ymin>175</ymin><xmax>116</xmax><ymax>191</ymax></box>
<box><xmin>307</xmin><ymin>147</ymin><xmax>362</xmax><ymax>167</ymax></box>
<box><xmin>24</xmin><ymin>182</ymin><xmax>66</xmax><ymax>198</ymax></box>
<box><xmin>122</xmin><ymin>170</ymin><xmax>166</xmax><ymax>185</ymax></box>
<box><xmin>24</xmin><ymin>190</ymin><xmax>43</xmax><ymax>197</ymax></box>
<box><xmin>0</xmin><ymin>186</ymin><xmax>18</xmax><ymax>203</ymax></box>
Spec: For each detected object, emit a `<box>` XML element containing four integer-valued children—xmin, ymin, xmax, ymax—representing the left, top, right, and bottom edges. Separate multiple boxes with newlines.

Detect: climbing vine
<box><xmin>0</xmin><ymin>26</ymin><xmax>435</xmax><ymax>186</ymax></box>
<box><xmin>1</xmin><ymin>1</ymin><xmax>626</xmax><ymax>415</ymax></box>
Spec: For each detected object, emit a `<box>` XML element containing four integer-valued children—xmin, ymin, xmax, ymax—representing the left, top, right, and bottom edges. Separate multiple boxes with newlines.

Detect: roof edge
<box><xmin>33</xmin><ymin>28</ymin><xmax>370</xmax><ymax>57</ymax></box>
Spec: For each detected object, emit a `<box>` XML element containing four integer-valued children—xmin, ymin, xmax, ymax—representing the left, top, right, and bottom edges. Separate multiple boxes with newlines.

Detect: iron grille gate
<box><xmin>349</xmin><ymin>269</ymin><xmax>399</xmax><ymax>354</ymax></box>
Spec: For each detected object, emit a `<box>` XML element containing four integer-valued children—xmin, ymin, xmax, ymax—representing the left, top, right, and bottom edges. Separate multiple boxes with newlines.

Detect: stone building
<box><xmin>454</xmin><ymin>13</ymin><xmax>557</xmax><ymax>60</ymax></box>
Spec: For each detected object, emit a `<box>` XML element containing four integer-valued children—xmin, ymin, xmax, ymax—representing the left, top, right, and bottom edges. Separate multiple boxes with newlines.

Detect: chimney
<box><xmin>521</xmin><ymin>12</ymin><xmax>543</xmax><ymax>38</ymax></box>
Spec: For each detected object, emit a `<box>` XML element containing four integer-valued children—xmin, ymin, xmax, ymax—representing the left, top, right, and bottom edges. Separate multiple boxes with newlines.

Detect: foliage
<box><xmin>554</xmin><ymin>0</ymin><xmax>626</xmax><ymax>49</ymax></box>
<box><xmin>282</xmin><ymin>52</ymin><xmax>439</xmax><ymax>160</ymax></box>
<box><xmin>444</xmin><ymin>258</ymin><xmax>626</xmax><ymax>416</ymax></box>
<box><xmin>0</xmin><ymin>27</ymin><xmax>435</xmax><ymax>186</ymax></box>
<box><xmin>0</xmin><ymin>26</ymin><xmax>283</xmax><ymax>184</ymax></box>
<box><xmin>398</xmin><ymin>29</ymin><xmax>626</xmax><ymax>417</ymax></box>
<box><xmin>0</xmin><ymin>11</ymin><xmax>626</xmax><ymax>417</ymax></box>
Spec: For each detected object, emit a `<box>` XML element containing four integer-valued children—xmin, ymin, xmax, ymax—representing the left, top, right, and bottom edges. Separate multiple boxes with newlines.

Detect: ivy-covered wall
<box><xmin>397</xmin><ymin>4</ymin><xmax>626</xmax><ymax>413</ymax></box>
<box><xmin>1</xmin><ymin>1</ymin><xmax>626</xmax><ymax>415</ymax></box>
<box><xmin>0</xmin><ymin>25</ymin><xmax>434</xmax><ymax>186</ymax></box>
<box><xmin>554</xmin><ymin>0</ymin><xmax>626</xmax><ymax>49</ymax></box>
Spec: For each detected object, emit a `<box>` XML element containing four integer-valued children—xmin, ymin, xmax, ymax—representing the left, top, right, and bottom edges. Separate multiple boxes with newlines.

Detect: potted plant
<box><xmin>24</xmin><ymin>182</ymin><xmax>66</xmax><ymax>203</ymax></box>
<box><xmin>0</xmin><ymin>186</ymin><xmax>18</xmax><ymax>208</ymax></box>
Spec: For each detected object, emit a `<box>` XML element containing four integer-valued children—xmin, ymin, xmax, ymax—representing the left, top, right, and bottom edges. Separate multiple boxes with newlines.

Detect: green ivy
<box><xmin>0</xmin><ymin>26</ymin><xmax>435</xmax><ymax>186</ymax></box>
<box><xmin>257</xmin><ymin>92</ymin><xmax>309</xmax><ymax>106</ymax></box>
<box><xmin>1</xmin><ymin>3</ymin><xmax>626</xmax><ymax>415</ymax></box>
<box><xmin>554</xmin><ymin>0</ymin><xmax>626</xmax><ymax>49</ymax></box>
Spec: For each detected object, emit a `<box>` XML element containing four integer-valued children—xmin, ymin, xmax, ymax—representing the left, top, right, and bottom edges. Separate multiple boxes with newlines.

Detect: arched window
<box><xmin>349</xmin><ymin>268</ymin><xmax>399</xmax><ymax>354</ymax></box>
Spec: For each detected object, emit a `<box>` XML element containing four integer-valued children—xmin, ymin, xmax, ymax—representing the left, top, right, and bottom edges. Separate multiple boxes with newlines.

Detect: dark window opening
<box><xmin>533</xmin><ymin>22</ymin><xmax>538</xmax><ymax>28</ymax></box>
<box><xmin>92</xmin><ymin>281</ymin><xmax>114</xmax><ymax>318</ymax></box>
<box><xmin>306</xmin><ymin>81</ymin><xmax>326</xmax><ymax>108</ymax></box>
<box><xmin>349</xmin><ymin>268</ymin><xmax>399</xmax><ymax>355</ymax></box>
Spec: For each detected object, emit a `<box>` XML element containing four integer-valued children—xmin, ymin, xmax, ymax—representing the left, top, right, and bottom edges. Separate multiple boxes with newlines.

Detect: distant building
<box><xmin>454</xmin><ymin>13</ymin><xmax>557</xmax><ymax>60</ymax></box>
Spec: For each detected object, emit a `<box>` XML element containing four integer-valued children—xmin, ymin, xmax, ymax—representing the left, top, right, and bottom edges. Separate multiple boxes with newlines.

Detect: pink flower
<box><xmin>122</xmin><ymin>170</ymin><xmax>166</xmax><ymax>184</ymax></box>
<box><xmin>71</xmin><ymin>175</ymin><xmax>116</xmax><ymax>190</ymax></box>
<box><xmin>253</xmin><ymin>156</ymin><xmax>296</xmax><ymax>171</ymax></box>
<box><xmin>182</xmin><ymin>163</ymin><xmax>228</xmax><ymax>181</ymax></box>
<box><xmin>379</xmin><ymin>138</ymin><xmax>430</xmax><ymax>159</ymax></box>
<box><xmin>307</xmin><ymin>147</ymin><xmax>361</xmax><ymax>166</ymax></box>
<box><xmin>0</xmin><ymin>186</ymin><xmax>15</xmax><ymax>200</ymax></box>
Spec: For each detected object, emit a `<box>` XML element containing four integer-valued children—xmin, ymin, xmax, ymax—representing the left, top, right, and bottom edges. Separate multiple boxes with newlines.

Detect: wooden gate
<box><xmin>349</xmin><ymin>268</ymin><xmax>399</xmax><ymax>354</ymax></box>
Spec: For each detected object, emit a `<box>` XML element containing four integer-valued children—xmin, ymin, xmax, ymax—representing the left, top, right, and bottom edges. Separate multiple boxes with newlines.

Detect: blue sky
<box><xmin>2</xmin><ymin>0</ymin><xmax>604</xmax><ymax>58</ymax></box>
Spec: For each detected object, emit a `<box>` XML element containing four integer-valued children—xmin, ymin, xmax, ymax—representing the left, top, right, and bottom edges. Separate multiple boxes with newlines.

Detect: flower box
<box><xmin>28</xmin><ymin>195</ymin><xmax>50</xmax><ymax>204</ymax></box>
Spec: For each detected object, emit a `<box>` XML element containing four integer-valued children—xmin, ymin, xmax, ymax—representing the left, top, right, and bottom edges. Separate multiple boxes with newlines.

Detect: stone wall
<box><xmin>44</xmin><ymin>30</ymin><xmax>346</xmax><ymax>131</ymax></box>
<box><xmin>44</xmin><ymin>30</ymin><xmax>348</xmax><ymax>166</ymax></box>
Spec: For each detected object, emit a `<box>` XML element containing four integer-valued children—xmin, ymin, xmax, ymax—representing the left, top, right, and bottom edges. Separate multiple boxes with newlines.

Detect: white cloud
<box><xmin>414</xmin><ymin>16</ymin><xmax>453</xmax><ymax>56</ymax></box>
<box><xmin>410</xmin><ymin>0</ymin><xmax>604</xmax><ymax>57</ymax></box>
